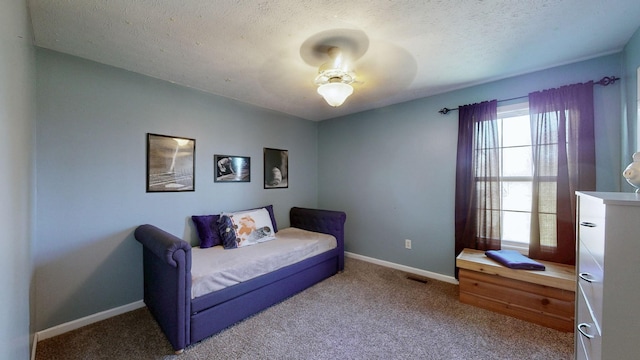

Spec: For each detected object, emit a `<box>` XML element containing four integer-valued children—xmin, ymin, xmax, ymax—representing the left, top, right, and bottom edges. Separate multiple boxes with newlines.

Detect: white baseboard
<box><xmin>36</xmin><ymin>300</ymin><xmax>145</xmax><ymax>342</ymax></box>
<box><xmin>31</xmin><ymin>332</ymin><xmax>38</xmax><ymax>360</ymax></box>
<box><xmin>345</xmin><ymin>252</ymin><xmax>458</xmax><ymax>285</ymax></box>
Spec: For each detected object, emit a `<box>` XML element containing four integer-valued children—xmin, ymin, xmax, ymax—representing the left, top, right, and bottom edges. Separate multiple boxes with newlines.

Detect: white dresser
<box><xmin>575</xmin><ymin>192</ymin><xmax>640</xmax><ymax>360</ymax></box>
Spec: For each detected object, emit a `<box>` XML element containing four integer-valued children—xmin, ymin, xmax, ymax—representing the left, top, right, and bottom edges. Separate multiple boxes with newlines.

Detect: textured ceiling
<box><xmin>28</xmin><ymin>0</ymin><xmax>640</xmax><ymax>121</ymax></box>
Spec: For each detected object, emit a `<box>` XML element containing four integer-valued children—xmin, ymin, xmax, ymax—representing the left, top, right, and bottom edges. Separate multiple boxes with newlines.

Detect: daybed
<box><xmin>134</xmin><ymin>206</ymin><xmax>346</xmax><ymax>353</ymax></box>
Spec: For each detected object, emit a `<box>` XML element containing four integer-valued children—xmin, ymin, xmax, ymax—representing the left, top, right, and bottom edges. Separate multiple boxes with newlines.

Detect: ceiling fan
<box><xmin>257</xmin><ymin>29</ymin><xmax>416</xmax><ymax>114</ymax></box>
<box><xmin>314</xmin><ymin>47</ymin><xmax>357</xmax><ymax>107</ymax></box>
<box><xmin>300</xmin><ymin>29</ymin><xmax>418</xmax><ymax>108</ymax></box>
<box><xmin>300</xmin><ymin>29</ymin><xmax>369</xmax><ymax>107</ymax></box>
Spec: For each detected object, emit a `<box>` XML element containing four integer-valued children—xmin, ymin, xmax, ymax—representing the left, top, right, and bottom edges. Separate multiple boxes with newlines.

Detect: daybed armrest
<box><xmin>134</xmin><ymin>224</ymin><xmax>192</xmax><ymax>267</ymax></box>
<box><xmin>134</xmin><ymin>224</ymin><xmax>191</xmax><ymax>353</ymax></box>
<box><xmin>290</xmin><ymin>207</ymin><xmax>347</xmax><ymax>271</ymax></box>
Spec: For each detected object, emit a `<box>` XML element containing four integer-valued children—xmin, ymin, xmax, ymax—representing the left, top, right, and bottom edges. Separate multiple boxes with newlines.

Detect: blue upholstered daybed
<box><xmin>134</xmin><ymin>206</ymin><xmax>346</xmax><ymax>353</ymax></box>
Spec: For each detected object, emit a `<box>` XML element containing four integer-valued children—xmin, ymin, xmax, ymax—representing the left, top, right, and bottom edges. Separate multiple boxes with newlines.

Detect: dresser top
<box><xmin>577</xmin><ymin>191</ymin><xmax>640</xmax><ymax>206</ymax></box>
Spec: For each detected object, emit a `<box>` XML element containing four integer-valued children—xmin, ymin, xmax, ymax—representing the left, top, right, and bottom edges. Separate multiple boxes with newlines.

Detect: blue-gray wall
<box><xmin>623</xmin><ymin>26</ymin><xmax>640</xmax><ymax>158</ymax></box>
<box><xmin>32</xmin><ymin>24</ymin><xmax>640</xmax><ymax>334</ymax></box>
<box><xmin>34</xmin><ymin>49</ymin><xmax>319</xmax><ymax>331</ymax></box>
<box><xmin>318</xmin><ymin>54</ymin><xmax>624</xmax><ymax>278</ymax></box>
<box><xmin>0</xmin><ymin>0</ymin><xmax>36</xmax><ymax>358</ymax></box>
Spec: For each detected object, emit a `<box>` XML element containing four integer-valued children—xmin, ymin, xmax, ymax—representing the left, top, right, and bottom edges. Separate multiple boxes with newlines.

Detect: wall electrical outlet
<box><xmin>405</xmin><ymin>239</ymin><xmax>412</xmax><ymax>249</ymax></box>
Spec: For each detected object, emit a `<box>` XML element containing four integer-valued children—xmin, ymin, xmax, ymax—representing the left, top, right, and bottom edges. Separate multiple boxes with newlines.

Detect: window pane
<box><xmin>477</xmin><ymin>209</ymin><xmax>501</xmax><ymax>239</ymax></box>
<box><xmin>476</xmin><ymin>181</ymin><xmax>501</xmax><ymax>210</ymax></box>
<box><xmin>502</xmin><ymin>181</ymin><xmax>531</xmax><ymax>212</ymax></box>
<box><xmin>475</xmin><ymin>149</ymin><xmax>499</xmax><ymax>177</ymax></box>
<box><xmin>537</xmin><ymin>213</ymin><xmax>557</xmax><ymax>248</ymax></box>
<box><xmin>501</xmin><ymin>211</ymin><xmax>531</xmax><ymax>243</ymax></box>
<box><xmin>475</xmin><ymin>149</ymin><xmax>487</xmax><ymax>177</ymax></box>
<box><xmin>531</xmin><ymin>111</ymin><xmax>560</xmax><ymax>145</ymax></box>
<box><xmin>502</xmin><ymin>146</ymin><xmax>532</xmax><ymax>176</ymax></box>
<box><xmin>493</xmin><ymin>103</ymin><xmax>547</xmax><ymax>248</ymax></box>
<box><xmin>535</xmin><ymin>181</ymin><xmax>557</xmax><ymax>214</ymax></box>
<box><xmin>532</xmin><ymin>144</ymin><xmax>557</xmax><ymax>176</ymax></box>
<box><xmin>502</xmin><ymin>115</ymin><xmax>531</xmax><ymax>147</ymax></box>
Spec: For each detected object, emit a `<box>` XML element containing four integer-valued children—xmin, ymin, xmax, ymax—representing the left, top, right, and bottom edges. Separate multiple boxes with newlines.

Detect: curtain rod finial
<box><xmin>596</xmin><ymin>76</ymin><xmax>620</xmax><ymax>86</ymax></box>
<box><xmin>439</xmin><ymin>107</ymin><xmax>452</xmax><ymax>115</ymax></box>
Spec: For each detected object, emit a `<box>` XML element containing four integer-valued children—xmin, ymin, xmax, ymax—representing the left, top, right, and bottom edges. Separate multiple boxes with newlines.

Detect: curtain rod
<box><xmin>437</xmin><ymin>75</ymin><xmax>620</xmax><ymax>115</ymax></box>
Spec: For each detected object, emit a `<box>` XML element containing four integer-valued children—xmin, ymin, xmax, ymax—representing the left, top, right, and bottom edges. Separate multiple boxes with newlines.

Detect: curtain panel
<box><xmin>528</xmin><ymin>82</ymin><xmax>596</xmax><ymax>264</ymax></box>
<box><xmin>454</xmin><ymin>100</ymin><xmax>501</xmax><ymax>264</ymax></box>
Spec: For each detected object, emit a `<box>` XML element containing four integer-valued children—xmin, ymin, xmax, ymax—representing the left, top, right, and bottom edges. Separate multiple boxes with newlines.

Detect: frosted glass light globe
<box><xmin>317</xmin><ymin>82</ymin><xmax>353</xmax><ymax>107</ymax></box>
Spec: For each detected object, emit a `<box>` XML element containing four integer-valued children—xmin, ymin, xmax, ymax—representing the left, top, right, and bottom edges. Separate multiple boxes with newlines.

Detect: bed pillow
<box><xmin>191</xmin><ymin>214</ymin><xmax>221</xmax><ymax>248</ymax></box>
<box><xmin>218</xmin><ymin>215</ymin><xmax>238</xmax><ymax>249</ymax></box>
<box><xmin>218</xmin><ymin>207</ymin><xmax>276</xmax><ymax>249</ymax></box>
<box><xmin>261</xmin><ymin>204</ymin><xmax>278</xmax><ymax>233</ymax></box>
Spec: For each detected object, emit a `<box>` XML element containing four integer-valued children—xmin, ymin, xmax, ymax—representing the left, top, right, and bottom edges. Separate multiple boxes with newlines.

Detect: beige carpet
<box><xmin>36</xmin><ymin>258</ymin><xmax>574</xmax><ymax>359</ymax></box>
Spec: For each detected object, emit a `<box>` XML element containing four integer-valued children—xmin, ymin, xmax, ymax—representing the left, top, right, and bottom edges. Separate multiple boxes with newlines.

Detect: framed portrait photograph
<box><xmin>264</xmin><ymin>147</ymin><xmax>288</xmax><ymax>189</ymax></box>
<box><xmin>146</xmin><ymin>133</ymin><xmax>195</xmax><ymax>192</ymax></box>
<box><xmin>214</xmin><ymin>155</ymin><xmax>250</xmax><ymax>182</ymax></box>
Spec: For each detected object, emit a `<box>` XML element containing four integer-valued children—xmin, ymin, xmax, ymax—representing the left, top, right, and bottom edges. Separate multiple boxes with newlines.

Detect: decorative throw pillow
<box><xmin>219</xmin><ymin>207</ymin><xmax>276</xmax><ymax>249</ymax></box>
<box><xmin>218</xmin><ymin>215</ymin><xmax>238</xmax><ymax>249</ymax></box>
<box><xmin>261</xmin><ymin>204</ymin><xmax>278</xmax><ymax>233</ymax></box>
<box><xmin>191</xmin><ymin>214</ymin><xmax>221</xmax><ymax>248</ymax></box>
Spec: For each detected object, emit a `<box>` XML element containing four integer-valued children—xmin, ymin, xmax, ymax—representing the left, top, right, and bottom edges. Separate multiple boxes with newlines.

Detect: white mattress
<box><xmin>190</xmin><ymin>227</ymin><xmax>337</xmax><ymax>299</ymax></box>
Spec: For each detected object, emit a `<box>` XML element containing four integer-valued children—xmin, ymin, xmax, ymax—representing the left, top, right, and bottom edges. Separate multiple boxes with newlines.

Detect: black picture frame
<box><xmin>214</xmin><ymin>155</ymin><xmax>251</xmax><ymax>182</ymax></box>
<box><xmin>146</xmin><ymin>133</ymin><xmax>195</xmax><ymax>192</ymax></box>
<box><xmin>263</xmin><ymin>147</ymin><xmax>288</xmax><ymax>189</ymax></box>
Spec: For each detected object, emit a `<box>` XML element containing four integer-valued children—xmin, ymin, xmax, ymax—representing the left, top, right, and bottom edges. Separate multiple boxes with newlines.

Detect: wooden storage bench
<box><xmin>456</xmin><ymin>248</ymin><xmax>576</xmax><ymax>332</ymax></box>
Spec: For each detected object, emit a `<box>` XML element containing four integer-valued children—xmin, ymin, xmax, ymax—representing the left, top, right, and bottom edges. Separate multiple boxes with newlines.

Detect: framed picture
<box><xmin>214</xmin><ymin>155</ymin><xmax>250</xmax><ymax>182</ymax></box>
<box><xmin>146</xmin><ymin>133</ymin><xmax>195</xmax><ymax>192</ymax></box>
<box><xmin>264</xmin><ymin>147</ymin><xmax>288</xmax><ymax>189</ymax></box>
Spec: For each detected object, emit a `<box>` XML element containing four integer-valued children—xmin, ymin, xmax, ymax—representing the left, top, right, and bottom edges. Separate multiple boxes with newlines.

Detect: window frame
<box><xmin>496</xmin><ymin>102</ymin><xmax>533</xmax><ymax>254</ymax></box>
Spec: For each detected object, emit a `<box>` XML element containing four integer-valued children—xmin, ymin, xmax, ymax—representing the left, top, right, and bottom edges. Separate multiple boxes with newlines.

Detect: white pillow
<box><xmin>222</xmin><ymin>208</ymin><xmax>276</xmax><ymax>247</ymax></box>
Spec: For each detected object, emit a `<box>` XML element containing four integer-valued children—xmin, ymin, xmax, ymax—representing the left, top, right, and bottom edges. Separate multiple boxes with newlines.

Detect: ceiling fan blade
<box><xmin>257</xmin><ymin>49</ymin><xmax>317</xmax><ymax>103</ymax></box>
<box><xmin>352</xmin><ymin>41</ymin><xmax>417</xmax><ymax>99</ymax></box>
<box><xmin>257</xmin><ymin>30</ymin><xmax>417</xmax><ymax>113</ymax></box>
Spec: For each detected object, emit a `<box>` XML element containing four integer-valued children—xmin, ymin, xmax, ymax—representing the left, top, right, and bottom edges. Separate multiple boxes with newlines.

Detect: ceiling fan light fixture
<box><xmin>317</xmin><ymin>81</ymin><xmax>354</xmax><ymax>107</ymax></box>
<box><xmin>314</xmin><ymin>47</ymin><xmax>356</xmax><ymax>107</ymax></box>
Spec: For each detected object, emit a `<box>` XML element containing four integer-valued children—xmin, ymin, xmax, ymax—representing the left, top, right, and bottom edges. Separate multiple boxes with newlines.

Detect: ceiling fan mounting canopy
<box><xmin>300</xmin><ymin>29</ymin><xmax>369</xmax><ymax>67</ymax></box>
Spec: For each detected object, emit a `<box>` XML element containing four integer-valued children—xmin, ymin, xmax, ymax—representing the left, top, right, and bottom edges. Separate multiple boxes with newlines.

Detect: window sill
<box><xmin>500</xmin><ymin>241</ymin><xmax>529</xmax><ymax>256</ymax></box>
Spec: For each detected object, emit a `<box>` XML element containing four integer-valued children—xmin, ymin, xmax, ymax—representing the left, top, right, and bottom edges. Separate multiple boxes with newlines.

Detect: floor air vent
<box><xmin>406</xmin><ymin>275</ymin><xmax>428</xmax><ymax>284</ymax></box>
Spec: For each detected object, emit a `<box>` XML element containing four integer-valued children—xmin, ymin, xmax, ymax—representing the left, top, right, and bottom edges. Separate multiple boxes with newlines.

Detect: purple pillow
<box><xmin>191</xmin><ymin>214</ymin><xmax>221</xmax><ymax>248</ymax></box>
<box><xmin>260</xmin><ymin>204</ymin><xmax>278</xmax><ymax>233</ymax></box>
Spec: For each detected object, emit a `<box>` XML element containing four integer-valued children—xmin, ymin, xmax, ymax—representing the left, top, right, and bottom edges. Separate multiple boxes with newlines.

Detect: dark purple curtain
<box><xmin>455</xmin><ymin>100</ymin><xmax>500</xmax><ymax>265</ymax></box>
<box><xmin>528</xmin><ymin>82</ymin><xmax>596</xmax><ymax>264</ymax></box>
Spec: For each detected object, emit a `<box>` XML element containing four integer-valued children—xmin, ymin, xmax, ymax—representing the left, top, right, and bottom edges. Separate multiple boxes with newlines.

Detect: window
<box><xmin>496</xmin><ymin>102</ymin><xmax>537</xmax><ymax>254</ymax></box>
<box><xmin>457</xmin><ymin>84</ymin><xmax>594</xmax><ymax>264</ymax></box>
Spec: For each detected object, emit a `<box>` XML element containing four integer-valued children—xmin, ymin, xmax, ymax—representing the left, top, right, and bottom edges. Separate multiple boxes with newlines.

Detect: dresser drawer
<box><xmin>578</xmin><ymin>195</ymin><xmax>605</xmax><ymax>219</ymax></box>
<box><xmin>576</xmin><ymin>331</ymin><xmax>589</xmax><ymax>360</ymax></box>
<box><xmin>578</xmin><ymin>217</ymin><xmax>605</xmax><ymax>268</ymax></box>
<box><xmin>578</xmin><ymin>242</ymin><xmax>603</xmax><ymax>326</ymax></box>
<box><xmin>576</xmin><ymin>287</ymin><xmax>601</xmax><ymax>359</ymax></box>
